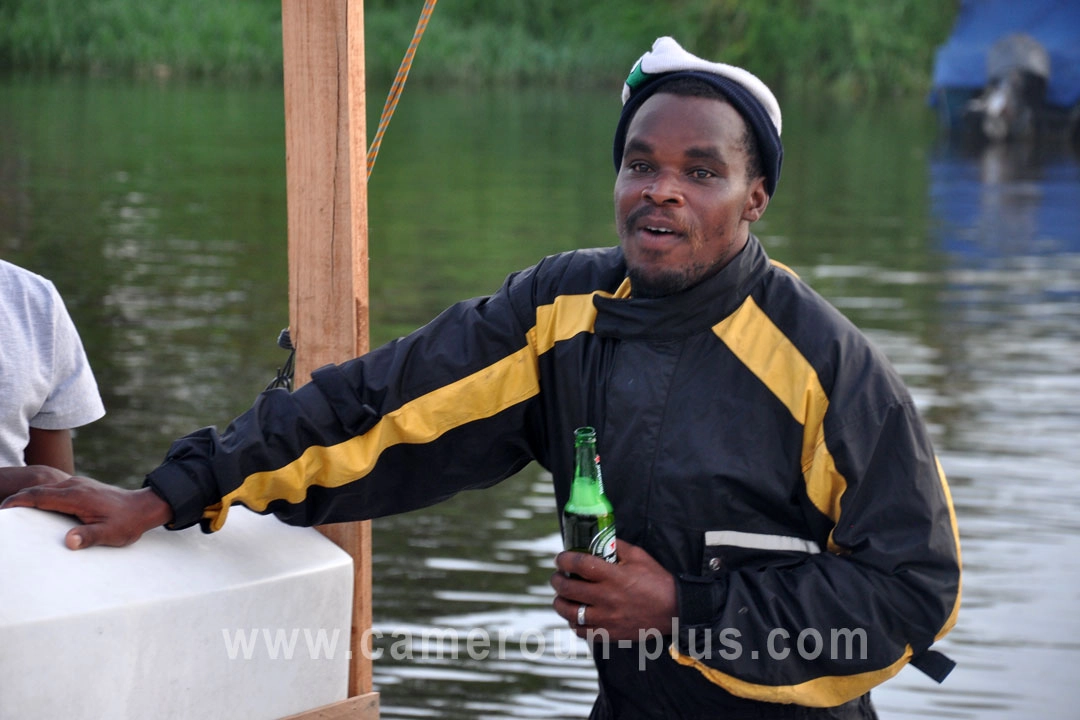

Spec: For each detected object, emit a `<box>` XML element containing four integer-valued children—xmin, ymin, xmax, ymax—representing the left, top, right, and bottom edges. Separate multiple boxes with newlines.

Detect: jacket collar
<box><xmin>593</xmin><ymin>234</ymin><xmax>770</xmax><ymax>340</ymax></box>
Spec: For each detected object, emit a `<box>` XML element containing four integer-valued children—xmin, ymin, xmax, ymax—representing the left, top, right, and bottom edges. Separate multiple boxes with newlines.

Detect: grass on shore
<box><xmin>0</xmin><ymin>0</ymin><xmax>958</xmax><ymax>98</ymax></box>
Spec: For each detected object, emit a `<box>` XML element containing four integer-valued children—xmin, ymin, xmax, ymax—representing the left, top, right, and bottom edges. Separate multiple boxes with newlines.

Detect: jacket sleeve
<box><xmin>145</xmin><ymin>266</ymin><xmax>545</xmax><ymax>533</ymax></box>
<box><xmin>671</xmin><ymin>392</ymin><xmax>962</xmax><ymax>707</ymax></box>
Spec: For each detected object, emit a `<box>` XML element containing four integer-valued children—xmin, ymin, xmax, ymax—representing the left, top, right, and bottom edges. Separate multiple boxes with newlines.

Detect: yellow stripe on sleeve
<box><xmin>207</xmin><ymin>345</ymin><xmax>542</xmax><ymax>530</ymax></box>
<box><xmin>203</xmin><ymin>289</ymin><xmax>617</xmax><ymax>531</ymax></box>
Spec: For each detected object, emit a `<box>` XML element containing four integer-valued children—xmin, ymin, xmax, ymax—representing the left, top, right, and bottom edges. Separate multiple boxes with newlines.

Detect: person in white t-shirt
<box><xmin>0</xmin><ymin>259</ymin><xmax>105</xmax><ymax>473</ymax></box>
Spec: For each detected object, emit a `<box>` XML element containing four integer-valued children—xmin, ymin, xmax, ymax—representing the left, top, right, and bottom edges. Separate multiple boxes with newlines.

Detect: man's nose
<box><xmin>642</xmin><ymin>171</ymin><xmax>684</xmax><ymax>205</ymax></box>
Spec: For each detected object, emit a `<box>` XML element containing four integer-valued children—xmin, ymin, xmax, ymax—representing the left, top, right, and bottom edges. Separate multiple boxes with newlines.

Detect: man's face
<box><xmin>614</xmin><ymin>93</ymin><xmax>768</xmax><ymax>298</ymax></box>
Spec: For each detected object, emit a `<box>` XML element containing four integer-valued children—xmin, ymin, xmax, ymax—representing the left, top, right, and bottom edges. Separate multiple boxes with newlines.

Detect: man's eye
<box><xmin>628</xmin><ymin>162</ymin><xmax>651</xmax><ymax>173</ymax></box>
<box><xmin>692</xmin><ymin>169</ymin><xmax>714</xmax><ymax>179</ymax></box>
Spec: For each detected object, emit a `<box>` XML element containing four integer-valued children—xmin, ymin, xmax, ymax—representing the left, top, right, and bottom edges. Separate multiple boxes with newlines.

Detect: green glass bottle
<box><xmin>562</xmin><ymin>426</ymin><xmax>617</xmax><ymax>563</ymax></box>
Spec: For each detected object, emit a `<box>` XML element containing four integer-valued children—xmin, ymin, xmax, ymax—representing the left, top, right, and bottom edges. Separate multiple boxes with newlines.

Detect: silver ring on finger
<box><xmin>577</xmin><ymin>604</ymin><xmax>587</xmax><ymax>626</ymax></box>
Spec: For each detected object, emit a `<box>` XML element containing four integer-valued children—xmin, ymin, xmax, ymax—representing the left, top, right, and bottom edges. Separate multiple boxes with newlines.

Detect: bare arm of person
<box><xmin>24</xmin><ymin>428</ymin><xmax>76</xmax><ymax>474</ymax></box>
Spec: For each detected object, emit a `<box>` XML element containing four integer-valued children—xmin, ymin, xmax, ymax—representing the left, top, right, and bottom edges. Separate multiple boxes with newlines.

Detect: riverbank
<box><xmin>0</xmin><ymin>0</ymin><xmax>956</xmax><ymax>98</ymax></box>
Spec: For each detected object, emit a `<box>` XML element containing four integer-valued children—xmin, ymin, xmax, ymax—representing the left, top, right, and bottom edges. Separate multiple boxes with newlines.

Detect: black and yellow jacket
<box><xmin>147</xmin><ymin>235</ymin><xmax>961</xmax><ymax>719</ymax></box>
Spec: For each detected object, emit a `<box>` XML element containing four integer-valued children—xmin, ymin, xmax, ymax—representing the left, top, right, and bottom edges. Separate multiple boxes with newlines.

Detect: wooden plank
<box><xmin>281</xmin><ymin>0</ymin><xmax>374</xmax><ymax>702</ymax></box>
<box><xmin>280</xmin><ymin>692</ymin><xmax>380</xmax><ymax>720</ymax></box>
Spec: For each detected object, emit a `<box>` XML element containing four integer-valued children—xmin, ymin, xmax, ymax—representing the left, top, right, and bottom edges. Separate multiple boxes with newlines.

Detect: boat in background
<box><xmin>929</xmin><ymin>0</ymin><xmax>1080</xmax><ymax>144</ymax></box>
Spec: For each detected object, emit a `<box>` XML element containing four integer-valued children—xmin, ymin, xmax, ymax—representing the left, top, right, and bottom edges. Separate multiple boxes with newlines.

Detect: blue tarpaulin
<box><xmin>931</xmin><ymin>0</ymin><xmax>1080</xmax><ymax>108</ymax></box>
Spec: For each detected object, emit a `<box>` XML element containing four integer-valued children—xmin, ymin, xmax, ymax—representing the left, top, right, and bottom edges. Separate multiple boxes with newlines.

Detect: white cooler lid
<box><xmin>0</xmin><ymin>505</ymin><xmax>354</xmax><ymax>720</ymax></box>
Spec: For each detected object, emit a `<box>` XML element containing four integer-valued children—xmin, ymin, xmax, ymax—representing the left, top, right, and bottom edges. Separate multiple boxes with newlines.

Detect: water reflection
<box><xmin>2</xmin><ymin>77</ymin><xmax>1079</xmax><ymax>718</ymax></box>
<box><xmin>870</xmin><ymin>137</ymin><xmax>1080</xmax><ymax>719</ymax></box>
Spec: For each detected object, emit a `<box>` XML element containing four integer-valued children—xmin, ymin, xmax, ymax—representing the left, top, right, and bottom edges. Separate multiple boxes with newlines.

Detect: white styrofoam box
<box><xmin>0</xmin><ymin>505</ymin><xmax>354</xmax><ymax>720</ymax></box>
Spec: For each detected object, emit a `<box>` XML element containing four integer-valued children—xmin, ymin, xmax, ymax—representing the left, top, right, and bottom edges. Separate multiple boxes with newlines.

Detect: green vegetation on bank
<box><xmin>0</xmin><ymin>0</ymin><xmax>957</xmax><ymax>97</ymax></box>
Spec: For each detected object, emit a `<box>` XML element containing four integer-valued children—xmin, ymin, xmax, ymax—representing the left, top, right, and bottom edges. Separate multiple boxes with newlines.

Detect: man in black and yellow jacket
<box><xmin>2</xmin><ymin>37</ymin><xmax>960</xmax><ymax>720</ymax></box>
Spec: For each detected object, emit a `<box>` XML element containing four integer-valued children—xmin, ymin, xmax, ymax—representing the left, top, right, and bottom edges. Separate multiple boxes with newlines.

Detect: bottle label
<box><xmin>590</xmin><ymin>524</ymin><xmax>617</xmax><ymax>564</ymax></box>
<box><xmin>563</xmin><ymin>512</ymin><xmax>618</xmax><ymax>564</ymax></box>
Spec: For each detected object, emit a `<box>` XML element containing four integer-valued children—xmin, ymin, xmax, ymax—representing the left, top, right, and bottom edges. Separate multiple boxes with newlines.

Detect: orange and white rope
<box><xmin>367</xmin><ymin>0</ymin><xmax>438</xmax><ymax>178</ymax></box>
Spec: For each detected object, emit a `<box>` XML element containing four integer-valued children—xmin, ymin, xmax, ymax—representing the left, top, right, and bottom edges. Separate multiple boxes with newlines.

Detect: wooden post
<box><xmin>281</xmin><ymin>0</ymin><xmax>377</xmax><ymax>715</ymax></box>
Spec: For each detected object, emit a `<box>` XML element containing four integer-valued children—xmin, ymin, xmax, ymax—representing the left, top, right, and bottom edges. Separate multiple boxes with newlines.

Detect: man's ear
<box><xmin>742</xmin><ymin>177</ymin><xmax>770</xmax><ymax>224</ymax></box>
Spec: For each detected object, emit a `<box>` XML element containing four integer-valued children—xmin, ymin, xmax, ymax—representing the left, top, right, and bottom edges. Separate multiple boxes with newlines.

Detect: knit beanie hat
<box><xmin>612</xmin><ymin>37</ymin><xmax>784</xmax><ymax>197</ymax></box>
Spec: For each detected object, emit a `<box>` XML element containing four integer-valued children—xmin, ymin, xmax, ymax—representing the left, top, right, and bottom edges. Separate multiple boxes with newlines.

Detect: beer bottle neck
<box><xmin>567</xmin><ymin>440</ymin><xmax>609</xmax><ymax>514</ymax></box>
